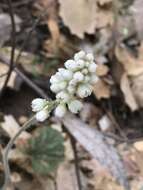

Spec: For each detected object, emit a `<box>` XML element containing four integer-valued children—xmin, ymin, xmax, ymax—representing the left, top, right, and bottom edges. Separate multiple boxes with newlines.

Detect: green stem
<box><xmin>2</xmin><ymin>116</ymin><xmax>36</xmax><ymax>190</ymax></box>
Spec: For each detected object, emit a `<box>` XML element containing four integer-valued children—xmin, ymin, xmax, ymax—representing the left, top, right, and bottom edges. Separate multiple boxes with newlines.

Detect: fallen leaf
<box><xmin>93</xmin><ymin>79</ymin><xmax>111</xmax><ymax>99</ymax></box>
<box><xmin>134</xmin><ymin>141</ymin><xmax>143</xmax><ymax>152</ymax></box>
<box><xmin>96</xmin><ymin>64</ymin><xmax>109</xmax><ymax>76</ymax></box>
<box><xmin>115</xmin><ymin>45</ymin><xmax>143</xmax><ymax>76</ymax></box>
<box><xmin>80</xmin><ymin>103</ymin><xmax>102</xmax><ymax>126</ymax></box>
<box><xmin>57</xmin><ymin>162</ymin><xmax>84</xmax><ymax>190</ymax></box>
<box><xmin>63</xmin><ymin>113</ymin><xmax>130</xmax><ymax>189</ymax></box>
<box><xmin>59</xmin><ymin>0</ymin><xmax>113</xmax><ymax>38</ymax></box>
<box><xmin>116</xmin><ymin>45</ymin><xmax>143</xmax><ymax>109</ymax></box>
<box><xmin>1</xmin><ymin>115</ymin><xmax>31</xmax><ymax>143</ymax></box>
<box><xmin>0</xmin><ymin>13</ymin><xmax>21</xmax><ymax>47</ymax></box>
<box><xmin>132</xmin><ymin>0</ymin><xmax>143</xmax><ymax>40</ymax></box>
<box><xmin>120</xmin><ymin>73</ymin><xmax>138</xmax><ymax>111</ymax></box>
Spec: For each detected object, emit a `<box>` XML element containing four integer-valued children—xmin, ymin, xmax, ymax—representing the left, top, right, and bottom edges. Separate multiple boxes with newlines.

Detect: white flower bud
<box><xmin>58</xmin><ymin>68</ymin><xmax>73</xmax><ymax>80</ymax></box>
<box><xmin>31</xmin><ymin>98</ymin><xmax>46</xmax><ymax>112</ymax></box>
<box><xmin>56</xmin><ymin>91</ymin><xmax>70</xmax><ymax>102</ymax></box>
<box><xmin>50</xmin><ymin>83</ymin><xmax>61</xmax><ymax>93</ymax></box>
<box><xmin>76</xmin><ymin>60</ymin><xmax>85</xmax><ymax>69</ymax></box>
<box><xmin>67</xmin><ymin>85</ymin><xmax>75</xmax><ymax>94</ymax></box>
<box><xmin>84</xmin><ymin>75</ymin><xmax>90</xmax><ymax>83</ymax></box>
<box><xmin>86</xmin><ymin>53</ymin><xmax>94</xmax><ymax>61</ymax></box>
<box><xmin>68</xmin><ymin>100</ymin><xmax>83</xmax><ymax>113</ymax></box>
<box><xmin>55</xmin><ymin>104</ymin><xmax>67</xmax><ymax>118</ymax></box>
<box><xmin>69</xmin><ymin>79</ymin><xmax>78</xmax><ymax>86</ymax></box>
<box><xmin>74</xmin><ymin>51</ymin><xmax>86</xmax><ymax>61</ymax></box>
<box><xmin>36</xmin><ymin>110</ymin><xmax>49</xmax><ymax>122</ymax></box>
<box><xmin>85</xmin><ymin>61</ymin><xmax>90</xmax><ymax>67</ymax></box>
<box><xmin>55</xmin><ymin>72</ymin><xmax>64</xmax><ymax>80</ymax></box>
<box><xmin>50</xmin><ymin>75</ymin><xmax>59</xmax><ymax>84</ymax></box>
<box><xmin>77</xmin><ymin>84</ymin><xmax>92</xmax><ymax>98</ymax></box>
<box><xmin>90</xmin><ymin>74</ymin><xmax>99</xmax><ymax>84</ymax></box>
<box><xmin>88</xmin><ymin>62</ymin><xmax>97</xmax><ymax>73</ymax></box>
<box><xmin>73</xmin><ymin>72</ymin><xmax>84</xmax><ymax>82</ymax></box>
<box><xmin>82</xmin><ymin>68</ymin><xmax>88</xmax><ymax>75</ymax></box>
<box><xmin>65</xmin><ymin>60</ymin><xmax>77</xmax><ymax>71</ymax></box>
<box><xmin>58</xmin><ymin>81</ymin><xmax>67</xmax><ymax>90</ymax></box>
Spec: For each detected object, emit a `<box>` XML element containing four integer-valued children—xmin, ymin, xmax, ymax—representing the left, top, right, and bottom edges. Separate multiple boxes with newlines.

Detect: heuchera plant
<box><xmin>31</xmin><ymin>50</ymin><xmax>98</xmax><ymax>121</ymax></box>
<box><xmin>2</xmin><ymin>51</ymin><xmax>99</xmax><ymax>190</ymax></box>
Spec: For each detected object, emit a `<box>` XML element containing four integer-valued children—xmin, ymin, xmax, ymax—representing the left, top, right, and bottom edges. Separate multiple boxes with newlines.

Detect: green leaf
<box><xmin>27</xmin><ymin>127</ymin><xmax>65</xmax><ymax>175</ymax></box>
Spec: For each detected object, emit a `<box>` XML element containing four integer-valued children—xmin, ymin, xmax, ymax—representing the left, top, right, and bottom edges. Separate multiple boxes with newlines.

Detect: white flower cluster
<box><xmin>31</xmin><ymin>98</ymin><xmax>49</xmax><ymax>122</ymax></box>
<box><xmin>50</xmin><ymin>51</ymin><xmax>98</xmax><ymax>118</ymax></box>
<box><xmin>31</xmin><ymin>51</ymin><xmax>98</xmax><ymax>121</ymax></box>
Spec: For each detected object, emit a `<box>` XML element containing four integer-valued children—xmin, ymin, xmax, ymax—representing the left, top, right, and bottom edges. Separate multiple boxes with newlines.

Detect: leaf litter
<box><xmin>1</xmin><ymin>0</ymin><xmax>143</xmax><ymax>189</ymax></box>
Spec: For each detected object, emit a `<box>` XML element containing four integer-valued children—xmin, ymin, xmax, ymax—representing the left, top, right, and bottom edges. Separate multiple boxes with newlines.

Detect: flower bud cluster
<box><xmin>31</xmin><ymin>98</ymin><xmax>49</xmax><ymax>122</ymax></box>
<box><xmin>31</xmin><ymin>51</ymin><xmax>98</xmax><ymax>121</ymax></box>
<box><xmin>50</xmin><ymin>51</ymin><xmax>98</xmax><ymax>118</ymax></box>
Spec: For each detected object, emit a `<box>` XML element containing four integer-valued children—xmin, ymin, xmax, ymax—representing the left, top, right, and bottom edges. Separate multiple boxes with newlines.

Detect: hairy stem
<box><xmin>2</xmin><ymin>116</ymin><xmax>36</xmax><ymax>190</ymax></box>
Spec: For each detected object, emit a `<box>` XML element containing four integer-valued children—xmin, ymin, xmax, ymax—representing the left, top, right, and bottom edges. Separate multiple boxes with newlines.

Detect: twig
<box><xmin>70</xmin><ymin>137</ymin><xmax>82</xmax><ymax>190</ymax></box>
<box><xmin>0</xmin><ymin>55</ymin><xmax>48</xmax><ymax>99</ymax></box>
<box><xmin>15</xmin><ymin>12</ymin><xmax>46</xmax><ymax>65</ymax></box>
<box><xmin>63</xmin><ymin>125</ymin><xmax>82</xmax><ymax>190</ymax></box>
<box><xmin>2</xmin><ymin>116</ymin><xmax>36</xmax><ymax>190</ymax></box>
<box><xmin>0</xmin><ymin>0</ymin><xmax>16</xmax><ymax>97</ymax></box>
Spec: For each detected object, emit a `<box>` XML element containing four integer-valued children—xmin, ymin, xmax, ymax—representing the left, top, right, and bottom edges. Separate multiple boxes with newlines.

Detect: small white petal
<box><xmin>31</xmin><ymin>98</ymin><xmax>46</xmax><ymax>112</ymax></box>
<box><xmin>74</xmin><ymin>51</ymin><xmax>86</xmax><ymax>61</ymax></box>
<box><xmin>55</xmin><ymin>104</ymin><xmax>67</xmax><ymax>118</ymax></box>
<box><xmin>55</xmin><ymin>72</ymin><xmax>64</xmax><ymax>80</ymax></box>
<box><xmin>88</xmin><ymin>62</ymin><xmax>97</xmax><ymax>73</ymax></box>
<box><xmin>76</xmin><ymin>60</ymin><xmax>85</xmax><ymax>69</ymax></box>
<box><xmin>90</xmin><ymin>74</ymin><xmax>99</xmax><ymax>84</ymax></box>
<box><xmin>69</xmin><ymin>79</ymin><xmax>78</xmax><ymax>86</ymax></box>
<box><xmin>67</xmin><ymin>85</ymin><xmax>75</xmax><ymax>94</ymax></box>
<box><xmin>36</xmin><ymin>110</ymin><xmax>49</xmax><ymax>122</ymax></box>
<box><xmin>85</xmin><ymin>61</ymin><xmax>90</xmax><ymax>67</ymax></box>
<box><xmin>73</xmin><ymin>72</ymin><xmax>84</xmax><ymax>82</ymax></box>
<box><xmin>58</xmin><ymin>81</ymin><xmax>67</xmax><ymax>90</ymax></box>
<box><xmin>58</xmin><ymin>68</ymin><xmax>73</xmax><ymax>80</ymax></box>
<box><xmin>50</xmin><ymin>75</ymin><xmax>59</xmax><ymax>84</ymax></box>
<box><xmin>82</xmin><ymin>68</ymin><xmax>88</xmax><ymax>75</ymax></box>
<box><xmin>68</xmin><ymin>100</ymin><xmax>83</xmax><ymax>113</ymax></box>
<box><xmin>56</xmin><ymin>91</ymin><xmax>70</xmax><ymax>102</ymax></box>
<box><xmin>77</xmin><ymin>84</ymin><xmax>92</xmax><ymax>98</ymax></box>
<box><xmin>86</xmin><ymin>53</ymin><xmax>94</xmax><ymax>61</ymax></box>
<box><xmin>50</xmin><ymin>84</ymin><xmax>61</xmax><ymax>93</ymax></box>
<box><xmin>84</xmin><ymin>76</ymin><xmax>90</xmax><ymax>83</ymax></box>
<box><xmin>65</xmin><ymin>60</ymin><xmax>77</xmax><ymax>71</ymax></box>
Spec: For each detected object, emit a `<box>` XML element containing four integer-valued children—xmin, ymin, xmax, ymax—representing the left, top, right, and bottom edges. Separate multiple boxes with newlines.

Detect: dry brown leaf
<box><xmin>59</xmin><ymin>0</ymin><xmax>113</xmax><ymax>38</ymax></box>
<box><xmin>132</xmin><ymin>74</ymin><xmax>143</xmax><ymax>107</ymax></box>
<box><xmin>115</xmin><ymin>45</ymin><xmax>143</xmax><ymax>76</ymax></box>
<box><xmin>96</xmin><ymin>64</ymin><xmax>109</xmax><ymax>76</ymax></box>
<box><xmin>116</xmin><ymin>45</ymin><xmax>143</xmax><ymax>109</ymax></box>
<box><xmin>134</xmin><ymin>141</ymin><xmax>143</xmax><ymax>152</ymax></box>
<box><xmin>93</xmin><ymin>79</ymin><xmax>111</xmax><ymax>99</ymax></box>
<box><xmin>80</xmin><ymin>103</ymin><xmax>102</xmax><ymax>126</ymax></box>
<box><xmin>132</xmin><ymin>0</ymin><xmax>143</xmax><ymax>40</ymax></box>
<box><xmin>120</xmin><ymin>73</ymin><xmax>139</xmax><ymax>111</ymax></box>
<box><xmin>57</xmin><ymin>162</ymin><xmax>80</xmax><ymax>190</ymax></box>
<box><xmin>1</xmin><ymin>115</ymin><xmax>31</xmax><ymax>143</ymax></box>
